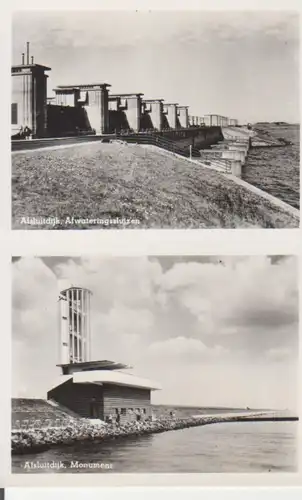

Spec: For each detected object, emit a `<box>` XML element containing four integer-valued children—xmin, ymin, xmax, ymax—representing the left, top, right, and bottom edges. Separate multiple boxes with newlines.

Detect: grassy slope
<box><xmin>12</xmin><ymin>142</ymin><xmax>298</xmax><ymax>229</ymax></box>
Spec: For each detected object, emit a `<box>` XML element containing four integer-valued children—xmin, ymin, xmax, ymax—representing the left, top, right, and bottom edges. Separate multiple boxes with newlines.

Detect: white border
<box><xmin>4</xmin><ymin>487</ymin><xmax>302</xmax><ymax>500</ymax></box>
<box><xmin>1</xmin><ymin>0</ymin><xmax>301</xmax><ymax>492</ymax></box>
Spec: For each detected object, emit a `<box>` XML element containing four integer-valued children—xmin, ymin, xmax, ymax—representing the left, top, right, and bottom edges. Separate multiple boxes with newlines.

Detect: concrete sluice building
<box><xmin>11</xmin><ymin>43</ymin><xmax>239</xmax><ymax>139</ymax></box>
<box><xmin>228</xmin><ymin>118</ymin><xmax>239</xmax><ymax>126</ymax></box>
<box><xmin>46</xmin><ymin>282</ymin><xmax>161</xmax><ymax>424</ymax></box>
<box><xmin>189</xmin><ymin>116</ymin><xmax>206</xmax><ymax>127</ymax></box>
<box><xmin>141</xmin><ymin>99</ymin><xmax>165</xmax><ymax>131</ymax></box>
<box><xmin>177</xmin><ymin>106</ymin><xmax>189</xmax><ymax>128</ymax></box>
<box><xmin>11</xmin><ymin>44</ymin><xmax>50</xmax><ymax>138</ymax></box>
<box><xmin>108</xmin><ymin>93</ymin><xmax>143</xmax><ymax>133</ymax></box>
<box><xmin>53</xmin><ymin>83</ymin><xmax>111</xmax><ymax>135</ymax></box>
<box><xmin>163</xmin><ymin>103</ymin><xmax>180</xmax><ymax>129</ymax></box>
<box><xmin>203</xmin><ymin>115</ymin><xmax>238</xmax><ymax>127</ymax></box>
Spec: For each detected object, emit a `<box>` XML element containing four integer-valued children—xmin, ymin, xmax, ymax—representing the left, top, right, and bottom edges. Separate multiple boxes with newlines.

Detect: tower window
<box><xmin>12</xmin><ymin>103</ymin><xmax>18</xmax><ymax>125</ymax></box>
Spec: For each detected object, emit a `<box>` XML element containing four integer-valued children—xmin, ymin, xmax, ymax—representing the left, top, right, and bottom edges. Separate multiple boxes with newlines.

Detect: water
<box><xmin>242</xmin><ymin>124</ymin><xmax>300</xmax><ymax>209</ymax></box>
<box><xmin>12</xmin><ymin>421</ymin><xmax>297</xmax><ymax>474</ymax></box>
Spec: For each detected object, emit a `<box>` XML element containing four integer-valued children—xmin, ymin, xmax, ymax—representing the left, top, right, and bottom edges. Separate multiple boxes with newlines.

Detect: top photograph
<box><xmin>11</xmin><ymin>10</ymin><xmax>299</xmax><ymax>230</ymax></box>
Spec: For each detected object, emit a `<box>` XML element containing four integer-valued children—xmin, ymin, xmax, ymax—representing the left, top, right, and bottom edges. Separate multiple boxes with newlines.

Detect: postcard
<box><xmin>11</xmin><ymin>256</ymin><xmax>298</xmax><ymax>476</ymax></box>
<box><xmin>11</xmin><ymin>10</ymin><xmax>300</xmax><ymax>229</ymax></box>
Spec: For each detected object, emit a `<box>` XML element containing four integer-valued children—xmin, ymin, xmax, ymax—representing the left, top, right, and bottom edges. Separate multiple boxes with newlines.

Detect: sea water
<box><xmin>12</xmin><ymin>420</ymin><xmax>297</xmax><ymax>474</ymax></box>
<box><xmin>242</xmin><ymin>124</ymin><xmax>299</xmax><ymax>209</ymax></box>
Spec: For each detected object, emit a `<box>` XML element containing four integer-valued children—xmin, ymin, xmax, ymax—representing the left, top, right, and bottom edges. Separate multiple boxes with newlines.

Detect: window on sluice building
<box><xmin>12</xmin><ymin>103</ymin><xmax>18</xmax><ymax>125</ymax></box>
<box><xmin>121</xmin><ymin>408</ymin><xmax>126</xmax><ymax>415</ymax></box>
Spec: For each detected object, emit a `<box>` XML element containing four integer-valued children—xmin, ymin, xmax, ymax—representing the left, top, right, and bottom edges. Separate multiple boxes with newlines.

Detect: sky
<box><xmin>12</xmin><ymin>255</ymin><xmax>298</xmax><ymax>410</ymax></box>
<box><xmin>12</xmin><ymin>10</ymin><xmax>299</xmax><ymax>123</ymax></box>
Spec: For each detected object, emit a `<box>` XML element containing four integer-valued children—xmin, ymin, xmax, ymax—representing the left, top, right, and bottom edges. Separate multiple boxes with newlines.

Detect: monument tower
<box><xmin>58</xmin><ymin>280</ymin><xmax>92</xmax><ymax>365</ymax></box>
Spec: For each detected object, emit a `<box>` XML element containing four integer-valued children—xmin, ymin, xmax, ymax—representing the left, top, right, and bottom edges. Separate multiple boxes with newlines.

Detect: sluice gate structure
<box><xmin>12</xmin><ymin>42</ymin><xmax>261</xmax><ymax>178</ymax></box>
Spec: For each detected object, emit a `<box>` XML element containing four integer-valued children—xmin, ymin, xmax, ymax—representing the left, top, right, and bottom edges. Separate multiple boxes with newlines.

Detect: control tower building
<box><xmin>48</xmin><ymin>280</ymin><xmax>161</xmax><ymax>423</ymax></box>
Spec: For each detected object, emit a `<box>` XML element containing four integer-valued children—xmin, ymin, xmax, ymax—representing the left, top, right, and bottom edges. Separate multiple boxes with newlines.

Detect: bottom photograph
<box><xmin>11</xmin><ymin>255</ymin><xmax>299</xmax><ymax>474</ymax></box>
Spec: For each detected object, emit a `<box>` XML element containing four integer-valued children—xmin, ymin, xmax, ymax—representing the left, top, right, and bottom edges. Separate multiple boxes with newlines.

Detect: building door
<box><xmin>89</xmin><ymin>398</ymin><xmax>104</xmax><ymax>419</ymax></box>
<box><xmin>90</xmin><ymin>398</ymin><xmax>99</xmax><ymax>418</ymax></box>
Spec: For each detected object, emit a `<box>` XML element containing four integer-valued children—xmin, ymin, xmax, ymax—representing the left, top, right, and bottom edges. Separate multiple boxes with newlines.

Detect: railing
<box><xmin>200</xmin><ymin>157</ymin><xmax>232</xmax><ymax>173</ymax></box>
<box><xmin>110</xmin><ymin>132</ymin><xmax>201</xmax><ymax>159</ymax></box>
<box><xmin>110</xmin><ymin>133</ymin><xmax>233</xmax><ymax>173</ymax></box>
<box><xmin>196</xmin><ymin>150</ymin><xmax>232</xmax><ymax>172</ymax></box>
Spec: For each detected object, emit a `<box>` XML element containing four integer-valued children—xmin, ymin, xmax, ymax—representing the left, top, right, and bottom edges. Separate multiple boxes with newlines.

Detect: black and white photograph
<box><xmin>12</xmin><ymin>255</ymin><xmax>299</xmax><ymax>474</ymax></box>
<box><xmin>11</xmin><ymin>10</ymin><xmax>299</xmax><ymax>229</ymax></box>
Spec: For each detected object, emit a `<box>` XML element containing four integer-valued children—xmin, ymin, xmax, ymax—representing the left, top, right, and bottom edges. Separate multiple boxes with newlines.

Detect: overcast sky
<box><xmin>12</xmin><ymin>10</ymin><xmax>299</xmax><ymax>123</ymax></box>
<box><xmin>12</xmin><ymin>255</ymin><xmax>298</xmax><ymax>410</ymax></box>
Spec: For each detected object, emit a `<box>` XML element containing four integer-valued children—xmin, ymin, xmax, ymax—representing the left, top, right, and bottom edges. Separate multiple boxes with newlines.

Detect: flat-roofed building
<box><xmin>142</xmin><ymin>99</ymin><xmax>164</xmax><ymax>131</ymax></box>
<box><xmin>54</xmin><ymin>83</ymin><xmax>111</xmax><ymax>134</ymax></box>
<box><xmin>204</xmin><ymin>114</ymin><xmax>228</xmax><ymax>127</ymax></box>
<box><xmin>108</xmin><ymin>93</ymin><xmax>143</xmax><ymax>132</ymax></box>
<box><xmin>189</xmin><ymin>115</ymin><xmax>205</xmax><ymax>127</ymax></box>
<box><xmin>11</xmin><ymin>44</ymin><xmax>50</xmax><ymax>138</ymax></box>
<box><xmin>163</xmin><ymin>103</ymin><xmax>179</xmax><ymax>129</ymax></box>
<box><xmin>177</xmin><ymin>106</ymin><xmax>189</xmax><ymax>128</ymax></box>
<box><xmin>48</xmin><ymin>360</ymin><xmax>161</xmax><ymax>423</ymax></box>
<box><xmin>198</xmin><ymin>116</ymin><xmax>205</xmax><ymax>126</ymax></box>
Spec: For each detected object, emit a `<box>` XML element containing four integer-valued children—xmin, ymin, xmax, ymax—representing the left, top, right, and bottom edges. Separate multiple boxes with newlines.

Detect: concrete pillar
<box><xmin>236</xmin><ymin>150</ymin><xmax>246</xmax><ymax>164</ymax></box>
<box><xmin>230</xmin><ymin>160</ymin><xmax>242</xmax><ymax>177</ymax></box>
<box><xmin>100</xmin><ymin>88</ymin><xmax>109</xmax><ymax>133</ymax></box>
<box><xmin>177</xmin><ymin>106</ymin><xmax>189</xmax><ymax>128</ymax></box>
<box><xmin>122</xmin><ymin>95</ymin><xmax>142</xmax><ymax>132</ymax></box>
<box><xmin>222</xmin><ymin>150</ymin><xmax>245</xmax><ymax>165</ymax></box>
<box><xmin>84</xmin><ymin>86</ymin><xmax>110</xmax><ymax>134</ymax></box>
<box><xmin>164</xmin><ymin>104</ymin><xmax>178</xmax><ymax>129</ymax></box>
<box><xmin>60</xmin><ymin>289</ymin><xmax>69</xmax><ymax>365</ymax></box>
<box><xmin>143</xmin><ymin>100</ymin><xmax>164</xmax><ymax>131</ymax></box>
<box><xmin>229</xmin><ymin>145</ymin><xmax>248</xmax><ymax>156</ymax></box>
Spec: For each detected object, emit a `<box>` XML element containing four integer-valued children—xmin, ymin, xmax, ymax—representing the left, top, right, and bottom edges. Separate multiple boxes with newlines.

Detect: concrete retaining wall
<box><xmin>159</xmin><ymin>126</ymin><xmax>223</xmax><ymax>150</ymax></box>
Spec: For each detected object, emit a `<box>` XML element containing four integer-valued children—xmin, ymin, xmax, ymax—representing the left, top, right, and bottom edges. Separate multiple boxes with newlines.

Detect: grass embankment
<box><xmin>12</xmin><ymin>142</ymin><xmax>298</xmax><ymax>229</ymax></box>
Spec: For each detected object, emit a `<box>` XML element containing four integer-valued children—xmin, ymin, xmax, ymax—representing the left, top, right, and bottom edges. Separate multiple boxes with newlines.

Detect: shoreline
<box><xmin>12</xmin><ymin>412</ymin><xmax>298</xmax><ymax>456</ymax></box>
